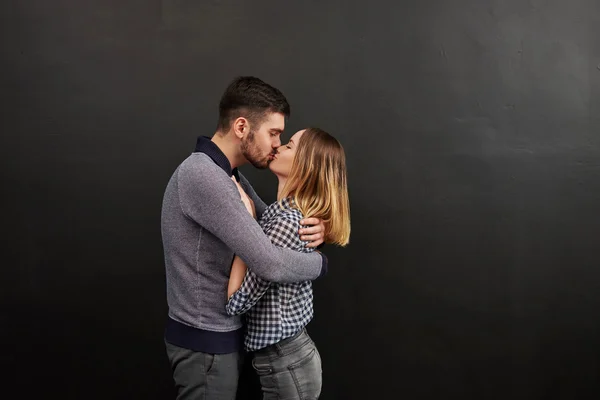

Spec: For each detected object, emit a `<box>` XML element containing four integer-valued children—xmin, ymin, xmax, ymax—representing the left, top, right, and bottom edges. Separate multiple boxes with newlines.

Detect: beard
<box><xmin>241</xmin><ymin>129</ymin><xmax>272</xmax><ymax>169</ymax></box>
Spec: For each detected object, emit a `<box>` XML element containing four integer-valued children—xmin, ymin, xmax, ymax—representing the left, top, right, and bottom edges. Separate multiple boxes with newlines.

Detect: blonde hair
<box><xmin>279</xmin><ymin>128</ymin><xmax>351</xmax><ymax>246</ymax></box>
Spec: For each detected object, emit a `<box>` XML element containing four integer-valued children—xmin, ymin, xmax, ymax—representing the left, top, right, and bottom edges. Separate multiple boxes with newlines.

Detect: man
<box><xmin>161</xmin><ymin>76</ymin><xmax>327</xmax><ymax>399</ymax></box>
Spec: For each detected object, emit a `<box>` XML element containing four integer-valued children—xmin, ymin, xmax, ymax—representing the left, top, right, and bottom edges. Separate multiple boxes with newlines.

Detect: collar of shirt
<box><xmin>278</xmin><ymin>197</ymin><xmax>294</xmax><ymax>210</ymax></box>
<box><xmin>194</xmin><ymin>136</ymin><xmax>240</xmax><ymax>181</ymax></box>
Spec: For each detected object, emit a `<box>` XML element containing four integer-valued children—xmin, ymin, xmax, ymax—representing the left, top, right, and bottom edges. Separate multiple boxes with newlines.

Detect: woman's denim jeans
<box><xmin>251</xmin><ymin>329</ymin><xmax>322</xmax><ymax>400</ymax></box>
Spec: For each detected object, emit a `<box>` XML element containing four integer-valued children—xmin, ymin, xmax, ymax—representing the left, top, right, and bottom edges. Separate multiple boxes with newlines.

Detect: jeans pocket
<box><xmin>288</xmin><ymin>347</ymin><xmax>316</xmax><ymax>370</ymax></box>
<box><xmin>252</xmin><ymin>357</ymin><xmax>273</xmax><ymax>376</ymax></box>
<box><xmin>289</xmin><ymin>346</ymin><xmax>322</xmax><ymax>399</ymax></box>
<box><xmin>205</xmin><ymin>353</ymin><xmax>216</xmax><ymax>374</ymax></box>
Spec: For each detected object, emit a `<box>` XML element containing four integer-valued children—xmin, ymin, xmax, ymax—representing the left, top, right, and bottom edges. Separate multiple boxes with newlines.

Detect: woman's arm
<box><xmin>228</xmin><ymin>255</ymin><xmax>248</xmax><ymax>298</ymax></box>
<box><xmin>226</xmin><ymin>176</ymin><xmax>260</xmax><ymax>302</ymax></box>
<box><xmin>226</xmin><ymin>177</ymin><xmax>272</xmax><ymax>314</ymax></box>
<box><xmin>226</xmin><ymin>266</ymin><xmax>272</xmax><ymax>316</ymax></box>
<box><xmin>238</xmin><ymin>172</ymin><xmax>267</xmax><ymax>219</ymax></box>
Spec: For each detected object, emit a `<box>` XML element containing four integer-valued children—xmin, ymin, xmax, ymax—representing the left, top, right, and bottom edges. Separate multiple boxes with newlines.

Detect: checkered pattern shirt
<box><xmin>225</xmin><ymin>197</ymin><xmax>315</xmax><ymax>351</ymax></box>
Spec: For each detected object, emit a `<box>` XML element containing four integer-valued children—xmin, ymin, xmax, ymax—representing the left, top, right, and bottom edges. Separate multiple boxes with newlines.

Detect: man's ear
<box><xmin>232</xmin><ymin>117</ymin><xmax>249</xmax><ymax>140</ymax></box>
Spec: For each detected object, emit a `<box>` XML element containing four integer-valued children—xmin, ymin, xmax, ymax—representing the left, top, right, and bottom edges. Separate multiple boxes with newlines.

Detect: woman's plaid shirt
<box><xmin>225</xmin><ymin>197</ymin><xmax>315</xmax><ymax>351</ymax></box>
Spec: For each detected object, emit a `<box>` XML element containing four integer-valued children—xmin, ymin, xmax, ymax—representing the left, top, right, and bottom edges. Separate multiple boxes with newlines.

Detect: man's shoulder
<box><xmin>178</xmin><ymin>153</ymin><xmax>229</xmax><ymax>183</ymax></box>
<box><xmin>180</xmin><ymin>152</ymin><xmax>218</xmax><ymax>170</ymax></box>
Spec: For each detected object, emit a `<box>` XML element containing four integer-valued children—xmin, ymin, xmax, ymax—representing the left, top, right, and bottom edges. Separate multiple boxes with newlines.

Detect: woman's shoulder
<box><xmin>263</xmin><ymin>200</ymin><xmax>304</xmax><ymax>226</ymax></box>
<box><xmin>279</xmin><ymin>207</ymin><xmax>304</xmax><ymax>224</ymax></box>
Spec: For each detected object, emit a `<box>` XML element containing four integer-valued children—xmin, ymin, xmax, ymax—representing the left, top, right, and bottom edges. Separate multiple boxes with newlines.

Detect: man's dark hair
<box><xmin>217</xmin><ymin>76</ymin><xmax>290</xmax><ymax>132</ymax></box>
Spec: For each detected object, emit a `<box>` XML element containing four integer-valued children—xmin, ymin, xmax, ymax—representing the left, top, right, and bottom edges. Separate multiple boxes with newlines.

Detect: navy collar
<box><xmin>194</xmin><ymin>136</ymin><xmax>239</xmax><ymax>180</ymax></box>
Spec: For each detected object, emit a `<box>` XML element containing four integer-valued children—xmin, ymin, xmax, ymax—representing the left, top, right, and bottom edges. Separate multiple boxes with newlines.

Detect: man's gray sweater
<box><xmin>161</xmin><ymin>136</ymin><xmax>326</xmax><ymax>354</ymax></box>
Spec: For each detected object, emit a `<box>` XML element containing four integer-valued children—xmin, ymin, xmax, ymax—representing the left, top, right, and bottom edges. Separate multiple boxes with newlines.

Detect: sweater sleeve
<box><xmin>226</xmin><ymin>213</ymin><xmax>314</xmax><ymax>315</ymax></box>
<box><xmin>177</xmin><ymin>156</ymin><xmax>326</xmax><ymax>283</ymax></box>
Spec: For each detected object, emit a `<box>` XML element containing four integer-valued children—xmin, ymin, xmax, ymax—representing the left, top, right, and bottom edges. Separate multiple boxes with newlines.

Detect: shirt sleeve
<box><xmin>225</xmin><ymin>269</ymin><xmax>271</xmax><ymax>316</ymax></box>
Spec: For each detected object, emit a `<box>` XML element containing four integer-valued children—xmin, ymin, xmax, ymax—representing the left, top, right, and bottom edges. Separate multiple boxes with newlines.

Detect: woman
<box><xmin>226</xmin><ymin>127</ymin><xmax>350</xmax><ymax>399</ymax></box>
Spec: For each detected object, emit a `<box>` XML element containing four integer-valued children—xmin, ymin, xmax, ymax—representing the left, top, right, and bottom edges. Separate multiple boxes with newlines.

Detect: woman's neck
<box><xmin>276</xmin><ymin>177</ymin><xmax>287</xmax><ymax>201</ymax></box>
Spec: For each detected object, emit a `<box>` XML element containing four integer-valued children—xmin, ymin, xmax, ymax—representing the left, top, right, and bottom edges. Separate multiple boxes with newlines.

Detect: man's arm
<box><xmin>178</xmin><ymin>157</ymin><xmax>327</xmax><ymax>283</ymax></box>
<box><xmin>227</xmin><ymin>212</ymin><xmax>314</xmax><ymax>314</ymax></box>
<box><xmin>238</xmin><ymin>172</ymin><xmax>325</xmax><ymax>248</ymax></box>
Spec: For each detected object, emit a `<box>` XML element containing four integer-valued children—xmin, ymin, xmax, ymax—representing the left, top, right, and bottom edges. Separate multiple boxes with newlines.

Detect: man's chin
<box><xmin>249</xmin><ymin>158</ymin><xmax>270</xmax><ymax>170</ymax></box>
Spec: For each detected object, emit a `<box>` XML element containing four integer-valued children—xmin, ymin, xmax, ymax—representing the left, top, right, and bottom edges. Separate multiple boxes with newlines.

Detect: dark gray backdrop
<box><xmin>2</xmin><ymin>0</ymin><xmax>599</xmax><ymax>399</ymax></box>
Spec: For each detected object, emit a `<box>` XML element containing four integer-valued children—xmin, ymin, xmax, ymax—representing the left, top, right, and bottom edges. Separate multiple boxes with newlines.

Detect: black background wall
<box><xmin>2</xmin><ymin>1</ymin><xmax>599</xmax><ymax>399</ymax></box>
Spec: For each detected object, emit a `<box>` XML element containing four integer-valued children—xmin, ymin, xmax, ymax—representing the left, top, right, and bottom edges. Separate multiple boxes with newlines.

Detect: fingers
<box><xmin>300</xmin><ymin>217</ymin><xmax>320</xmax><ymax>226</ymax></box>
<box><xmin>298</xmin><ymin>225</ymin><xmax>322</xmax><ymax>235</ymax></box>
<box><xmin>304</xmin><ymin>236</ymin><xmax>325</xmax><ymax>248</ymax></box>
<box><xmin>231</xmin><ymin>176</ymin><xmax>247</xmax><ymax>198</ymax></box>
<box><xmin>300</xmin><ymin>232</ymin><xmax>323</xmax><ymax>242</ymax></box>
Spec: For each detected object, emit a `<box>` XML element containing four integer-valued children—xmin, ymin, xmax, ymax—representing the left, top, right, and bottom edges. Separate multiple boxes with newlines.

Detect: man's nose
<box><xmin>273</xmin><ymin>138</ymin><xmax>281</xmax><ymax>148</ymax></box>
<box><xmin>274</xmin><ymin>145</ymin><xmax>284</xmax><ymax>155</ymax></box>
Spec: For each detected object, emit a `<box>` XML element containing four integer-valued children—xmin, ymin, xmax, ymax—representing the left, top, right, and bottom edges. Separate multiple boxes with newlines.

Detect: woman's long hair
<box><xmin>279</xmin><ymin>128</ymin><xmax>350</xmax><ymax>246</ymax></box>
